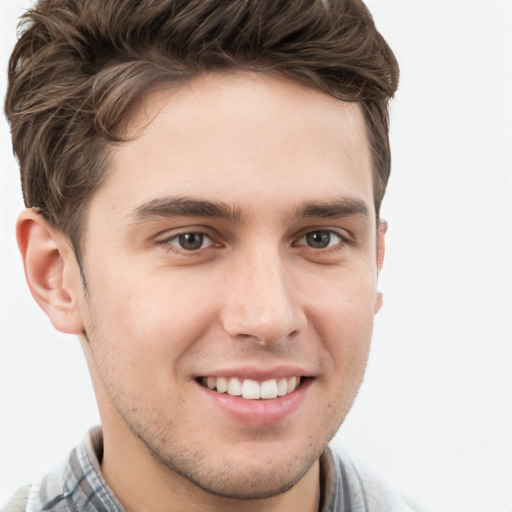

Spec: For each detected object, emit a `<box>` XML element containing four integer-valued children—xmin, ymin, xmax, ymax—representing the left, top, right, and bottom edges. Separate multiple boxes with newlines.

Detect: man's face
<box><xmin>75</xmin><ymin>72</ymin><xmax>383</xmax><ymax>499</ymax></box>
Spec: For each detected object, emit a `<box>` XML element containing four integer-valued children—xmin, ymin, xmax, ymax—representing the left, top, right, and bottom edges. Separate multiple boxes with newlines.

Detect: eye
<box><xmin>167</xmin><ymin>232</ymin><xmax>213</xmax><ymax>251</ymax></box>
<box><xmin>298</xmin><ymin>230</ymin><xmax>343</xmax><ymax>249</ymax></box>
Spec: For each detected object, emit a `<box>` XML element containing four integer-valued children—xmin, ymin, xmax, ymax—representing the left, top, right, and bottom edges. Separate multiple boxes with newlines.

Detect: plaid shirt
<box><xmin>13</xmin><ymin>427</ymin><xmax>414</xmax><ymax>512</ymax></box>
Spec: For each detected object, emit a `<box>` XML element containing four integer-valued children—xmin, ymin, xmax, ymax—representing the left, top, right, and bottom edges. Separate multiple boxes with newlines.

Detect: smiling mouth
<box><xmin>198</xmin><ymin>376</ymin><xmax>306</xmax><ymax>400</ymax></box>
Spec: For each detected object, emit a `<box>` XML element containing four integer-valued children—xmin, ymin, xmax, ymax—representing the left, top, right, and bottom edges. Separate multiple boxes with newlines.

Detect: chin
<box><xmin>169</xmin><ymin>455</ymin><xmax>318</xmax><ymax>500</ymax></box>
<box><xmin>144</xmin><ymin>435</ymin><xmax>322</xmax><ymax>501</ymax></box>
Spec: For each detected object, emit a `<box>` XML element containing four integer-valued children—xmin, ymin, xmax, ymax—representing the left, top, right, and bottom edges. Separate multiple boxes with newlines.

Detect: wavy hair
<box><xmin>5</xmin><ymin>0</ymin><xmax>399</xmax><ymax>257</ymax></box>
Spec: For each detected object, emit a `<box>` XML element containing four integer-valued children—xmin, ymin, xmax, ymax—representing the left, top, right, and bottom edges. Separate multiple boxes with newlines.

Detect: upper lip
<box><xmin>195</xmin><ymin>365</ymin><xmax>314</xmax><ymax>381</ymax></box>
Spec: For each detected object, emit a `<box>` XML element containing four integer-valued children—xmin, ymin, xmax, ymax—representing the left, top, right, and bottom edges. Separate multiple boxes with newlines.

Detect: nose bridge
<box><xmin>221</xmin><ymin>243</ymin><xmax>303</xmax><ymax>344</ymax></box>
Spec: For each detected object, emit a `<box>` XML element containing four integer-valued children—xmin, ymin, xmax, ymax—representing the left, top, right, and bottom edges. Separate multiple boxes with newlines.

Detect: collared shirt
<box><xmin>15</xmin><ymin>427</ymin><xmax>414</xmax><ymax>512</ymax></box>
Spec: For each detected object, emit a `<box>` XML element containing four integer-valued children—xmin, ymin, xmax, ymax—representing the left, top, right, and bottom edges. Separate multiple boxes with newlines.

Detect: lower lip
<box><xmin>197</xmin><ymin>379</ymin><xmax>312</xmax><ymax>426</ymax></box>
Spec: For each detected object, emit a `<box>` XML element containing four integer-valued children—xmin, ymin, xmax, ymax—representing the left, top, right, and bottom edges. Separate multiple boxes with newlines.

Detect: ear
<box><xmin>16</xmin><ymin>209</ymin><xmax>85</xmax><ymax>334</ymax></box>
<box><xmin>374</xmin><ymin>219</ymin><xmax>387</xmax><ymax>314</ymax></box>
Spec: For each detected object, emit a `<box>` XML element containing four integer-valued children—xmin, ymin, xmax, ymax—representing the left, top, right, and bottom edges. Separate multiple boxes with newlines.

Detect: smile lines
<box><xmin>200</xmin><ymin>376</ymin><xmax>302</xmax><ymax>400</ymax></box>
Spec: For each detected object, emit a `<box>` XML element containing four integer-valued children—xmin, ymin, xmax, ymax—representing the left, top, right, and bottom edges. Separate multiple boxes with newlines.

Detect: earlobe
<box><xmin>374</xmin><ymin>219</ymin><xmax>387</xmax><ymax>314</ymax></box>
<box><xmin>17</xmin><ymin>209</ymin><xmax>84</xmax><ymax>334</ymax></box>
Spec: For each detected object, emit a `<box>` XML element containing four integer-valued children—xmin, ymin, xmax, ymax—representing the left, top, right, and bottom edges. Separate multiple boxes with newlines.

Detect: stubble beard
<box><xmin>121</xmin><ymin>410</ymin><xmax>328</xmax><ymax>501</ymax></box>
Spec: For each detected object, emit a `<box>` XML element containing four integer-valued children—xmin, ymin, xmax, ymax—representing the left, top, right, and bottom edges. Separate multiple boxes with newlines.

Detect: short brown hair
<box><xmin>5</xmin><ymin>0</ymin><xmax>399</xmax><ymax>258</ymax></box>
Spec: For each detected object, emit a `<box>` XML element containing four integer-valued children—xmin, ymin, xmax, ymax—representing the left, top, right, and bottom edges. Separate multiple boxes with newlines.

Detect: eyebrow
<box><xmin>293</xmin><ymin>197</ymin><xmax>370</xmax><ymax>220</ymax></box>
<box><xmin>131</xmin><ymin>197</ymin><xmax>245</xmax><ymax>223</ymax></box>
<box><xmin>130</xmin><ymin>195</ymin><xmax>369</xmax><ymax>225</ymax></box>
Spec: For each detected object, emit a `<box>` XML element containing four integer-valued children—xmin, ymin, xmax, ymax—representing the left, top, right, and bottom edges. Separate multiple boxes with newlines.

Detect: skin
<box><xmin>18</xmin><ymin>72</ymin><xmax>385</xmax><ymax>512</ymax></box>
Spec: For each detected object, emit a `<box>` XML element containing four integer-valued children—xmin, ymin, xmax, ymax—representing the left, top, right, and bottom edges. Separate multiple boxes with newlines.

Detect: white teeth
<box><xmin>216</xmin><ymin>377</ymin><xmax>228</xmax><ymax>393</ymax></box>
<box><xmin>242</xmin><ymin>379</ymin><xmax>261</xmax><ymax>399</ymax></box>
<box><xmin>260</xmin><ymin>379</ymin><xmax>278</xmax><ymax>399</ymax></box>
<box><xmin>203</xmin><ymin>376</ymin><xmax>302</xmax><ymax>399</ymax></box>
<box><xmin>287</xmin><ymin>376</ymin><xmax>297</xmax><ymax>393</ymax></box>
<box><xmin>277</xmin><ymin>378</ymin><xmax>288</xmax><ymax>396</ymax></box>
<box><xmin>227</xmin><ymin>377</ymin><xmax>241</xmax><ymax>396</ymax></box>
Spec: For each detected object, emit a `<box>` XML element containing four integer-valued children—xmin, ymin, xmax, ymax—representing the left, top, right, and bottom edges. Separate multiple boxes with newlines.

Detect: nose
<box><xmin>221</xmin><ymin>249</ymin><xmax>305</xmax><ymax>345</ymax></box>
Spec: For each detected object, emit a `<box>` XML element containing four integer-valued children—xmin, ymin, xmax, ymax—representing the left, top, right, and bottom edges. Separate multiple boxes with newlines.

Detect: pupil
<box><xmin>179</xmin><ymin>233</ymin><xmax>203</xmax><ymax>250</ymax></box>
<box><xmin>306</xmin><ymin>231</ymin><xmax>330</xmax><ymax>248</ymax></box>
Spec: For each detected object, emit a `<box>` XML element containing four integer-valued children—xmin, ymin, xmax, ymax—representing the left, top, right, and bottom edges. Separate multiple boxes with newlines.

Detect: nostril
<box><xmin>221</xmin><ymin>295</ymin><xmax>305</xmax><ymax>345</ymax></box>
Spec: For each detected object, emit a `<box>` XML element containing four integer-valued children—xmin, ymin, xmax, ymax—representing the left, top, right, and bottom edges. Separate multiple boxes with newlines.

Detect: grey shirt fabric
<box><xmin>8</xmin><ymin>427</ymin><xmax>414</xmax><ymax>512</ymax></box>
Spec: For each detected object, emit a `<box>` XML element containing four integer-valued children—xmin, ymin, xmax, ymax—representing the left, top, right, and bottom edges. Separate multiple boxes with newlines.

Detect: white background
<box><xmin>1</xmin><ymin>1</ymin><xmax>510</xmax><ymax>511</ymax></box>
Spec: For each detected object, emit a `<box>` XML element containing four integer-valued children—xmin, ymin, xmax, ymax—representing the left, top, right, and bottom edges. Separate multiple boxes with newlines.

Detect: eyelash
<box><xmin>159</xmin><ymin>231</ymin><xmax>217</xmax><ymax>253</ymax></box>
<box><xmin>158</xmin><ymin>228</ymin><xmax>350</xmax><ymax>255</ymax></box>
<box><xmin>293</xmin><ymin>230</ymin><xmax>347</xmax><ymax>251</ymax></box>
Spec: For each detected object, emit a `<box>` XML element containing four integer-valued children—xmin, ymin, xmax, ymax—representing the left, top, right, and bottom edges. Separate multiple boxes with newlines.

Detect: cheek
<box><xmin>304</xmin><ymin>265</ymin><xmax>377</xmax><ymax>368</ymax></box>
<box><xmin>82</xmin><ymin>267</ymin><xmax>220</xmax><ymax>371</ymax></box>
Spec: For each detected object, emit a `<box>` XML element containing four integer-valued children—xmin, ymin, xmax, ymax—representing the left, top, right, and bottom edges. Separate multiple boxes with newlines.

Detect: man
<box><xmin>2</xmin><ymin>0</ymin><xmax>415</xmax><ymax>511</ymax></box>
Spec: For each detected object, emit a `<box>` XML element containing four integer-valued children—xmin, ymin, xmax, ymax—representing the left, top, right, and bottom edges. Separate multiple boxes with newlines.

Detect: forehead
<box><xmin>91</xmin><ymin>72</ymin><xmax>374</xmax><ymax>222</ymax></box>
